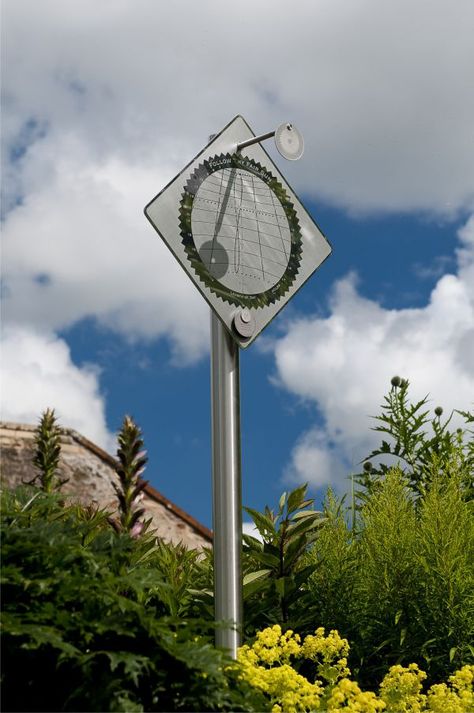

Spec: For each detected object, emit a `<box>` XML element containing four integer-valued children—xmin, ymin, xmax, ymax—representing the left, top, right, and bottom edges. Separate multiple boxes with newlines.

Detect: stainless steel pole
<box><xmin>211</xmin><ymin>311</ymin><xmax>242</xmax><ymax>658</ymax></box>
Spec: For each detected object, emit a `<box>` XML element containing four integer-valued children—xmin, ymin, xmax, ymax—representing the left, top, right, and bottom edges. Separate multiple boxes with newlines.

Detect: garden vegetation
<box><xmin>1</xmin><ymin>379</ymin><xmax>473</xmax><ymax>711</ymax></box>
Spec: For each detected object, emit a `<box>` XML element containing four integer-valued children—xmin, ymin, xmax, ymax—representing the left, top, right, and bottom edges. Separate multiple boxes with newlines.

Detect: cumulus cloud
<box><xmin>2</xmin><ymin>0</ymin><xmax>474</xmax><ymax>217</ymax></box>
<box><xmin>2</xmin><ymin>0</ymin><xmax>474</xmax><ymax>456</ymax></box>
<box><xmin>275</xmin><ymin>216</ymin><xmax>474</xmax><ymax>491</ymax></box>
<box><xmin>2</xmin><ymin>0</ymin><xmax>474</xmax><ymax>363</ymax></box>
<box><xmin>1</xmin><ymin>326</ymin><xmax>114</xmax><ymax>450</ymax></box>
<box><xmin>1</xmin><ymin>139</ymin><xmax>209</xmax><ymax>363</ymax></box>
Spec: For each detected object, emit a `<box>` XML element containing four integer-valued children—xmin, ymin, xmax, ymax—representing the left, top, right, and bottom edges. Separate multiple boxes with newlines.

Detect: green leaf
<box><xmin>242</xmin><ymin>534</ymin><xmax>263</xmax><ymax>551</ymax></box>
<box><xmin>248</xmin><ymin>550</ymin><xmax>280</xmax><ymax>568</ymax></box>
<box><xmin>290</xmin><ymin>509</ymin><xmax>321</xmax><ymax>520</ymax></box>
<box><xmin>287</xmin><ymin>484</ymin><xmax>309</xmax><ymax>514</ymax></box>
<box><xmin>243</xmin><ymin>507</ymin><xmax>276</xmax><ymax>538</ymax></box>
<box><xmin>286</xmin><ymin>512</ymin><xmax>323</xmax><ymax>540</ymax></box>
<box><xmin>243</xmin><ymin>569</ymin><xmax>271</xmax><ymax>586</ymax></box>
<box><xmin>278</xmin><ymin>492</ymin><xmax>287</xmax><ymax>512</ymax></box>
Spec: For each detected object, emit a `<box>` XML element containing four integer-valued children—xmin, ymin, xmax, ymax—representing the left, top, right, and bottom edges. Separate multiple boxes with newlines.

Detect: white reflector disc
<box><xmin>274</xmin><ymin>123</ymin><xmax>304</xmax><ymax>161</ymax></box>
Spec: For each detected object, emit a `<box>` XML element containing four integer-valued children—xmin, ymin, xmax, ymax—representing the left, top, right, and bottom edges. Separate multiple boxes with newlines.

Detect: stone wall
<box><xmin>0</xmin><ymin>422</ymin><xmax>212</xmax><ymax>550</ymax></box>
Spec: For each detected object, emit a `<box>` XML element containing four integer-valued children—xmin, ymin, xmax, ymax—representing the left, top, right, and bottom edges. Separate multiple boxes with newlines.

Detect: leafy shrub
<box><xmin>355</xmin><ymin>377</ymin><xmax>474</xmax><ymax>500</ymax></box>
<box><xmin>306</xmin><ymin>467</ymin><xmax>474</xmax><ymax>687</ymax></box>
<box><xmin>111</xmin><ymin>415</ymin><xmax>149</xmax><ymax>536</ymax></box>
<box><xmin>25</xmin><ymin>408</ymin><xmax>66</xmax><ymax>492</ymax></box>
<box><xmin>0</xmin><ymin>487</ymin><xmax>262</xmax><ymax>712</ymax></box>
<box><xmin>242</xmin><ymin>484</ymin><xmax>326</xmax><ymax>636</ymax></box>
<box><xmin>238</xmin><ymin>624</ymin><xmax>474</xmax><ymax>712</ymax></box>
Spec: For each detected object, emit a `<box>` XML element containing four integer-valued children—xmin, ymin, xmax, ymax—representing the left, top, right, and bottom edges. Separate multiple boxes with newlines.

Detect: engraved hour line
<box><xmin>268</xmin><ymin>181</ymin><xmax>289</xmax><ymax>262</ymax></box>
<box><xmin>197</xmin><ymin>254</ymin><xmax>288</xmax><ymax>278</ymax></box>
<box><xmin>204</xmin><ymin>171</ymin><xmax>273</xmax><ymax>193</ymax></box>
<box><xmin>210</xmin><ymin>167</ymin><xmax>227</xmax><ymax>268</ymax></box>
<box><xmin>196</xmin><ymin>189</ymin><xmax>285</xmax><ymax>214</ymax></box>
<box><xmin>198</xmin><ymin>247</ymin><xmax>288</xmax><ymax>272</ymax></box>
<box><xmin>232</xmin><ymin>170</ymin><xmax>245</xmax><ymax>277</ymax></box>
<box><xmin>193</xmin><ymin>203</ymin><xmax>289</xmax><ymax>231</ymax></box>
<box><xmin>251</xmin><ymin>174</ymin><xmax>266</xmax><ymax>281</ymax></box>
<box><xmin>193</xmin><ymin>228</ymin><xmax>290</xmax><ymax>256</ymax></box>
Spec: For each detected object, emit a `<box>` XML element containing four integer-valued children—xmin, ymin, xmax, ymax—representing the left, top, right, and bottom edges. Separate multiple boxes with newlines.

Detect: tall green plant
<box><xmin>352</xmin><ymin>469</ymin><xmax>420</xmax><ymax>681</ymax></box>
<box><xmin>304</xmin><ymin>489</ymin><xmax>354</xmax><ymax>637</ymax></box>
<box><xmin>356</xmin><ymin>377</ymin><xmax>474</xmax><ymax>499</ymax></box>
<box><xmin>112</xmin><ymin>415</ymin><xmax>149</xmax><ymax>536</ymax></box>
<box><xmin>413</xmin><ymin>461</ymin><xmax>474</xmax><ymax>681</ymax></box>
<box><xmin>26</xmin><ymin>408</ymin><xmax>66</xmax><ymax>492</ymax></box>
<box><xmin>306</xmin><ymin>465</ymin><xmax>474</xmax><ymax>688</ymax></box>
<box><xmin>242</xmin><ymin>484</ymin><xmax>326</xmax><ymax>635</ymax></box>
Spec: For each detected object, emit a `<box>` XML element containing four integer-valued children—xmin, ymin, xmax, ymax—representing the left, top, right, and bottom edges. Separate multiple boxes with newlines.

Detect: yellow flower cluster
<box><xmin>238</xmin><ymin>625</ymin><xmax>323</xmax><ymax>712</ymax></box>
<box><xmin>238</xmin><ymin>626</ymin><xmax>474</xmax><ymax>713</ymax></box>
<box><xmin>426</xmin><ymin>666</ymin><xmax>474</xmax><ymax>713</ymax></box>
<box><xmin>379</xmin><ymin>664</ymin><xmax>427</xmax><ymax>712</ymax></box>
<box><xmin>326</xmin><ymin>678</ymin><xmax>385</xmax><ymax>712</ymax></box>
<box><xmin>301</xmin><ymin>627</ymin><xmax>351</xmax><ymax>684</ymax></box>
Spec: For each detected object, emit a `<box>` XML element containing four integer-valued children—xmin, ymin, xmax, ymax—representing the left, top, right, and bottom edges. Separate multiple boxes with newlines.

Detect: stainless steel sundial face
<box><xmin>179</xmin><ymin>153</ymin><xmax>302</xmax><ymax>309</ymax></box>
<box><xmin>144</xmin><ymin>115</ymin><xmax>332</xmax><ymax>348</ymax></box>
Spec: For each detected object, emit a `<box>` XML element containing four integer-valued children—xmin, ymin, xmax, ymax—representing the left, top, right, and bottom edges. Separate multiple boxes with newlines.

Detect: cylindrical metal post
<box><xmin>236</xmin><ymin>129</ymin><xmax>275</xmax><ymax>152</ymax></box>
<box><xmin>210</xmin><ymin>311</ymin><xmax>242</xmax><ymax>658</ymax></box>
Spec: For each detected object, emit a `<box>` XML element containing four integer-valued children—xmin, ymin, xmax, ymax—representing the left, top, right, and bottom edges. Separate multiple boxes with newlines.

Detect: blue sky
<box><xmin>2</xmin><ymin>0</ymin><xmax>473</xmax><ymax>529</ymax></box>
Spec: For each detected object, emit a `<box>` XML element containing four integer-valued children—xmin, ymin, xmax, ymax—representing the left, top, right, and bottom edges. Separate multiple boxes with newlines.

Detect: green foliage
<box><xmin>112</xmin><ymin>415</ymin><xmax>149</xmax><ymax>535</ymax></box>
<box><xmin>303</xmin><ymin>489</ymin><xmax>355</xmax><ymax>639</ymax></box>
<box><xmin>356</xmin><ymin>377</ymin><xmax>474</xmax><ymax>499</ymax></box>
<box><xmin>242</xmin><ymin>483</ymin><xmax>326</xmax><ymax>635</ymax></box>
<box><xmin>0</xmin><ymin>486</ymin><xmax>262</xmax><ymax>712</ymax></box>
<box><xmin>413</xmin><ymin>464</ymin><xmax>474</xmax><ymax>680</ymax></box>
<box><xmin>147</xmin><ymin>539</ymin><xmax>215</xmax><ymax>623</ymax></box>
<box><xmin>350</xmin><ymin>469</ymin><xmax>421</xmax><ymax>681</ymax></box>
<box><xmin>306</xmin><ymin>467</ymin><xmax>474</xmax><ymax>688</ymax></box>
<box><xmin>26</xmin><ymin>408</ymin><xmax>66</xmax><ymax>492</ymax></box>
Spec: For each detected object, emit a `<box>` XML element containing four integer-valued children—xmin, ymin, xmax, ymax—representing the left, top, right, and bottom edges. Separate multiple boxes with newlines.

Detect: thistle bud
<box><xmin>434</xmin><ymin>406</ymin><xmax>443</xmax><ymax>417</ymax></box>
<box><xmin>391</xmin><ymin>376</ymin><xmax>401</xmax><ymax>387</ymax></box>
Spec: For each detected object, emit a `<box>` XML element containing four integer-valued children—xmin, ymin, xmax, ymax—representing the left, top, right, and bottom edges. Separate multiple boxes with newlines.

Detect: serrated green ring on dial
<box><xmin>179</xmin><ymin>153</ymin><xmax>303</xmax><ymax>309</ymax></box>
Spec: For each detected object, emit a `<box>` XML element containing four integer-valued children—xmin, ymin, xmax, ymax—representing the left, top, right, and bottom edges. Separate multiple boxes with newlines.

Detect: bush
<box><xmin>238</xmin><ymin>624</ymin><xmax>474</xmax><ymax>712</ymax></box>
<box><xmin>242</xmin><ymin>484</ymin><xmax>326</xmax><ymax>636</ymax></box>
<box><xmin>0</xmin><ymin>487</ymin><xmax>262</xmax><ymax>712</ymax></box>
<box><xmin>355</xmin><ymin>377</ymin><xmax>474</xmax><ymax>500</ymax></box>
<box><xmin>306</xmin><ymin>467</ymin><xmax>474</xmax><ymax>687</ymax></box>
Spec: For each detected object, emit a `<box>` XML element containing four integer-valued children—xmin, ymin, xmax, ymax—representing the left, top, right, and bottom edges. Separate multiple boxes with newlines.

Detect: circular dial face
<box><xmin>179</xmin><ymin>153</ymin><xmax>302</xmax><ymax>309</ymax></box>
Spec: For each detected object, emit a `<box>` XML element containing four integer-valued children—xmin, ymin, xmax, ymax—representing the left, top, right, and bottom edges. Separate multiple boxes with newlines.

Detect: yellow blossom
<box><xmin>238</xmin><ymin>625</ymin><xmax>473</xmax><ymax>713</ymax></box>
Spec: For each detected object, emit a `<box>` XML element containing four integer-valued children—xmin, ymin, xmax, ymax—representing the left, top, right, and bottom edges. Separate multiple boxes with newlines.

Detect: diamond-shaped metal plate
<box><xmin>144</xmin><ymin>115</ymin><xmax>332</xmax><ymax>348</ymax></box>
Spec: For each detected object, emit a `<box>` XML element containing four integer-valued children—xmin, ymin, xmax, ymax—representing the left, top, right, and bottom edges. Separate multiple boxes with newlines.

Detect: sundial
<box><xmin>145</xmin><ymin>115</ymin><xmax>331</xmax><ymax>348</ymax></box>
<box><xmin>144</xmin><ymin>114</ymin><xmax>333</xmax><ymax>657</ymax></box>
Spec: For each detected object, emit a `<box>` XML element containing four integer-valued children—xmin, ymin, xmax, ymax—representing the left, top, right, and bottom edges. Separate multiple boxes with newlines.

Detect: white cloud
<box><xmin>2</xmin><ymin>0</ymin><xmax>474</xmax><ymax>363</ymax></box>
<box><xmin>274</xmin><ymin>216</ymin><xmax>474</xmax><ymax>491</ymax></box>
<box><xmin>2</xmin><ymin>0</ymin><xmax>474</xmax><ymax>452</ymax></box>
<box><xmin>1</xmin><ymin>326</ymin><xmax>114</xmax><ymax>451</ymax></box>
<box><xmin>2</xmin><ymin>140</ymin><xmax>209</xmax><ymax>363</ymax></box>
<box><xmin>3</xmin><ymin>0</ymin><xmax>474</xmax><ymax>216</ymax></box>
